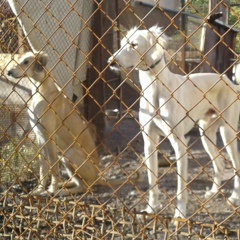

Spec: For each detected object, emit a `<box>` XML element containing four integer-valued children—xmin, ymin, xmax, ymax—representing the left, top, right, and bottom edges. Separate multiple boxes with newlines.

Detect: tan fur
<box><xmin>7</xmin><ymin>51</ymin><xmax>138</xmax><ymax>196</ymax></box>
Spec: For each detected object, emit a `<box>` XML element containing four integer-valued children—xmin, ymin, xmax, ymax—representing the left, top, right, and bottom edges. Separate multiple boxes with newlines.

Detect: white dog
<box><xmin>7</xmin><ymin>51</ymin><xmax>138</xmax><ymax>197</ymax></box>
<box><xmin>108</xmin><ymin>26</ymin><xmax>240</xmax><ymax>218</ymax></box>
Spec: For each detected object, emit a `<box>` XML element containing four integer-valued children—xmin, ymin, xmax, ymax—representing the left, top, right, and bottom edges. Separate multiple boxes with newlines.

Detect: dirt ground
<box><xmin>100</xmin><ymin>116</ymin><xmax>240</xmax><ymax>234</ymax></box>
<box><xmin>4</xmin><ymin>115</ymin><xmax>240</xmax><ymax>239</ymax></box>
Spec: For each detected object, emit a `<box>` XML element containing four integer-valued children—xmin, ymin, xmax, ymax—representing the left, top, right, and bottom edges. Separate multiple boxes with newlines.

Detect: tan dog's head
<box><xmin>108</xmin><ymin>26</ymin><xmax>168</xmax><ymax>71</ymax></box>
<box><xmin>7</xmin><ymin>51</ymin><xmax>48</xmax><ymax>82</ymax></box>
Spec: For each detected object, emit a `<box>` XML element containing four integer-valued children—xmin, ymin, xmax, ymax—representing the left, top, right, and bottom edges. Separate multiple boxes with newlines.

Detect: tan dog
<box><xmin>7</xmin><ymin>51</ymin><xmax>138</xmax><ymax>196</ymax></box>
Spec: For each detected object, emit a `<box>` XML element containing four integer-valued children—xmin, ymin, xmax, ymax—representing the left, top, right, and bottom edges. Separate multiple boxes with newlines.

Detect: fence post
<box><xmin>209</xmin><ymin>0</ymin><xmax>230</xmax><ymax>24</ymax></box>
<box><xmin>86</xmin><ymin>1</ymin><xmax>118</xmax><ymax>137</ymax></box>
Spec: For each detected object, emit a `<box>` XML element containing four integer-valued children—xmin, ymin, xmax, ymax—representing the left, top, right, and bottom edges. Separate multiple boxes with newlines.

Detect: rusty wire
<box><xmin>0</xmin><ymin>0</ymin><xmax>240</xmax><ymax>239</ymax></box>
<box><xmin>0</xmin><ymin>193</ymin><xmax>239</xmax><ymax>239</ymax></box>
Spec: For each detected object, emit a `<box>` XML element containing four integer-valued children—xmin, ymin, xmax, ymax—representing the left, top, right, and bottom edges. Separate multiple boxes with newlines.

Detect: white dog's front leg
<box><xmin>175</xmin><ymin>154</ymin><xmax>188</xmax><ymax>219</ymax></box>
<box><xmin>142</xmin><ymin>131</ymin><xmax>161</xmax><ymax>213</ymax></box>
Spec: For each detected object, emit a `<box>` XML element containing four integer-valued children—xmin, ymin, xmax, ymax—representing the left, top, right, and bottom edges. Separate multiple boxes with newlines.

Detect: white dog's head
<box><xmin>7</xmin><ymin>51</ymin><xmax>48</xmax><ymax>81</ymax></box>
<box><xmin>108</xmin><ymin>26</ymin><xmax>168</xmax><ymax>71</ymax></box>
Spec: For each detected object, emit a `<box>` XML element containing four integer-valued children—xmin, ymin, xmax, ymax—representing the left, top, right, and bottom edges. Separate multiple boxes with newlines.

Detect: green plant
<box><xmin>0</xmin><ymin>138</ymin><xmax>38</xmax><ymax>184</ymax></box>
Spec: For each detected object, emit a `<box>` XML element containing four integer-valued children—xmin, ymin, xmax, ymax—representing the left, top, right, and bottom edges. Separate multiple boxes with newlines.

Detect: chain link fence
<box><xmin>0</xmin><ymin>0</ymin><xmax>240</xmax><ymax>239</ymax></box>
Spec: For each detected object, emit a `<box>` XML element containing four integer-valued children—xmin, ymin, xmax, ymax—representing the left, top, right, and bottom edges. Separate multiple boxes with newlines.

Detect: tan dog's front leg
<box><xmin>31</xmin><ymin>154</ymin><xmax>49</xmax><ymax>196</ymax></box>
<box><xmin>44</xmin><ymin>140</ymin><xmax>59</xmax><ymax>195</ymax></box>
<box><xmin>31</xmin><ymin>139</ymin><xmax>59</xmax><ymax>196</ymax></box>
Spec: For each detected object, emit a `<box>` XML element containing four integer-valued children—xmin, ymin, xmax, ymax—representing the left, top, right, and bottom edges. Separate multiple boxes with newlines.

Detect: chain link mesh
<box><xmin>0</xmin><ymin>0</ymin><xmax>240</xmax><ymax>239</ymax></box>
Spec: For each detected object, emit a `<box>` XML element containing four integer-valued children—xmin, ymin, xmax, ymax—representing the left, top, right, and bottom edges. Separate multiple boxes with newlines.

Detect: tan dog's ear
<box><xmin>39</xmin><ymin>52</ymin><xmax>48</xmax><ymax>66</ymax></box>
<box><xmin>34</xmin><ymin>52</ymin><xmax>48</xmax><ymax>73</ymax></box>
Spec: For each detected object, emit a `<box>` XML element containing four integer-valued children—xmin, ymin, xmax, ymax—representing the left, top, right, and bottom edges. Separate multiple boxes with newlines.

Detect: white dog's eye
<box><xmin>23</xmin><ymin>60</ymin><xmax>29</xmax><ymax>65</ymax></box>
<box><xmin>130</xmin><ymin>42</ymin><xmax>138</xmax><ymax>48</ymax></box>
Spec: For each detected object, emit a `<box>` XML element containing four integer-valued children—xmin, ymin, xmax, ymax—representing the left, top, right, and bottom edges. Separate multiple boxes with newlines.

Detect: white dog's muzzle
<box><xmin>107</xmin><ymin>55</ymin><xmax>163</xmax><ymax>72</ymax></box>
<box><xmin>107</xmin><ymin>56</ymin><xmax>119</xmax><ymax>71</ymax></box>
<box><xmin>107</xmin><ymin>56</ymin><xmax>131</xmax><ymax>71</ymax></box>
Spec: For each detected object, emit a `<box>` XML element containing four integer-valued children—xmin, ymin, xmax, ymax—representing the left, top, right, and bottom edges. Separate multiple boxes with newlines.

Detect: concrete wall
<box><xmin>8</xmin><ymin>0</ymin><xmax>94</xmax><ymax>100</ymax></box>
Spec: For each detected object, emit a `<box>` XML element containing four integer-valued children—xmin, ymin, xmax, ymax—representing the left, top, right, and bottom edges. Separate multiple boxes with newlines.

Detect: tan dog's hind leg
<box><xmin>57</xmin><ymin>147</ymin><xmax>139</xmax><ymax>196</ymax></box>
<box><xmin>58</xmin><ymin>148</ymin><xmax>99</xmax><ymax>196</ymax></box>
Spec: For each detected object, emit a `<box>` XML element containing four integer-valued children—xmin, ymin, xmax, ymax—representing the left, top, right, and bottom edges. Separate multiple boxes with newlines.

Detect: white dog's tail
<box><xmin>235</xmin><ymin>84</ymin><xmax>240</xmax><ymax>93</ymax></box>
<box><xmin>222</xmin><ymin>74</ymin><xmax>240</xmax><ymax>93</ymax></box>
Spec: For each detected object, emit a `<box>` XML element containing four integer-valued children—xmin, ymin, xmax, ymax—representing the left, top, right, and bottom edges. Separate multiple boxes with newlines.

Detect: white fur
<box><xmin>108</xmin><ymin>26</ymin><xmax>240</xmax><ymax>218</ymax></box>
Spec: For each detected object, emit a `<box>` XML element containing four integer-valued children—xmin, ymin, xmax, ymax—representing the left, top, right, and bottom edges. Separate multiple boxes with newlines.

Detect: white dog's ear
<box><xmin>34</xmin><ymin>52</ymin><xmax>48</xmax><ymax>73</ymax></box>
<box><xmin>146</xmin><ymin>26</ymin><xmax>168</xmax><ymax>64</ymax></box>
<box><xmin>158</xmin><ymin>35</ymin><xmax>168</xmax><ymax>49</ymax></box>
<box><xmin>149</xmin><ymin>26</ymin><xmax>169</xmax><ymax>49</ymax></box>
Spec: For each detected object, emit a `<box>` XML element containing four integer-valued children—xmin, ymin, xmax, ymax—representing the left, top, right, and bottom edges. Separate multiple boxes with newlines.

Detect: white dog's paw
<box><xmin>227</xmin><ymin>196</ymin><xmax>240</xmax><ymax>207</ymax></box>
<box><xmin>173</xmin><ymin>208</ymin><xmax>186</xmax><ymax>220</ymax></box>
<box><xmin>30</xmin><ymin>187</ymin><xmax>45</xmax><ymax>196</ymax></box>
<box><xmin>136</xmin><ymin>204</ymin><xmax>162</xmax><ymax>221</ymax></box>
<box><xmin>140</xmin><ymin>203</ymin><xmax>162</xmax><ymax>215</ymax></box>
<box><xmin>172</xmin><ymin>209</ymin><xmax>186</xmax><ymax>226</ymax></box>
<box><xmin>204</xmin><ymin>189</ymin><xmax>216</xmax><ymax>199</ymax></box>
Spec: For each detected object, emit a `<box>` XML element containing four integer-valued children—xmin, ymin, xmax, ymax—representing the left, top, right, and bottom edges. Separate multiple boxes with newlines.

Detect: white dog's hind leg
<box><xmin>219</xmin><ymin>125</ymin><xmax>240</xmax><ymax>206</ymax></box>
<box><xmin>168</xmin><ymin>134</ymin><xmax>188</xmax><ymax>219</ymax></box>
<box><xmin>199</xmin><ymin>119</ymin><xmax>224</xmax><ymax>199</ymax></box>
